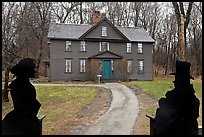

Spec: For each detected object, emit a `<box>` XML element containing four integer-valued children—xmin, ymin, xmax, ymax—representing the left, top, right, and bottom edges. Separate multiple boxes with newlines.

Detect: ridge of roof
<box><xmin>48</xmin><ymin>20</ymin><xmax>155</xmax><ymax>43</ymax></box>
<box><xmin>50</xmin><ymin>22</ymin><xmax>145</xmax><ymax>30</ymax></box>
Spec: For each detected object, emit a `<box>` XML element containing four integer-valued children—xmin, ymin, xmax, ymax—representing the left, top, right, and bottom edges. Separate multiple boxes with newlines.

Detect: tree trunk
<box><xmin>3</xmin><ymin>68</ymin><xmax>10</xmax><ymax>102</ymax></box>
<box><xmin>35</xmin><ymin>38</ymin><xmax>43</xmax><ymax>78</ymax></box>
<box><xmin>179</xmin><ymin>14</ymin><xmax>185</xmax><ymax>61</ymax></box>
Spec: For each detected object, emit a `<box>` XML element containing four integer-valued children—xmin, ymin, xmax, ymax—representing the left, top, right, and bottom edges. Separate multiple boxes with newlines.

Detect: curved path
<box><xmin>33</xmin><ymin>83</ymin><xmax>139</xmax><ymax>135</ymax></box>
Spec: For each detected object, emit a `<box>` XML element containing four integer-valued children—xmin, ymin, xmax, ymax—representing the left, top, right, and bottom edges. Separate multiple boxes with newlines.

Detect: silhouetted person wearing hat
<box><xmin>2</xmin><ymin>58</ymin><xmax>41</xmax><ymax>135</ymax></box>
<box><xmin>155</xmin><ymin>60</ymin><xmax>200</xmax><ymax>135</ymax></box>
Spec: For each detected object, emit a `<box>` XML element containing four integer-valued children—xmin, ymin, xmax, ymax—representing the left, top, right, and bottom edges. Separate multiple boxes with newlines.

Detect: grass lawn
<box><xmin>2</xmin><ymin>86</ymin><xmax>99</xmax><ymax>135</ymax></box>
<box><xmin>122</xmin><ymin>77</ymin><xmax>202</xmax><ymax>126</ymax></box>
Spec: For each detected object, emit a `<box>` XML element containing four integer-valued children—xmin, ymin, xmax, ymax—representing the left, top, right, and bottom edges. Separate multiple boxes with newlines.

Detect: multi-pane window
<box><xmin>65</xmin><ymin>41</ymin><xmax>72</xmax><ymax>51</ymax></box>
<box><xmin>138</xmin><ymin>60</ymin><xmax>144</xmax><ymax>73</ymax></box>
<box><xmin>127</xmin><ymin>43</ymin><xmax>132</xmax><ymax>53</ymax></box>
<box><xmin>111</xmin><ymin>60</ymin><xmax>114</xmax><ymax>72</ymax></box>
<box><xmin>138</xmin><ymin>43</ymin><xmax>143</xmax><ymax>53</ymax></box>
<box><xmin>80</xmin><ymin>41</ymin><xmax>86</xmax><ymax>51</ymax></box>
<box><xmin>127</xmin><ymin>60</ymin><xmax>133</xmax><ymax>73</ymax></box>
<box><xmin>102</xmin><ymin>26</ymin><xmax>107</xmax><ymax>36</ymax></box>
<box><xmin>65</xmin><ymin>59</ymin><xmax>72</xmax><ymax>73</ymax></box>
<box><xmin>99</xmin><ymin>42</ymin><xmax>109</xmax><ymax>52</ymax></box>
<box><xmin>80</xmin><ymin>59</ymin><xmax>86</xmax><ymax>73</ymax></box>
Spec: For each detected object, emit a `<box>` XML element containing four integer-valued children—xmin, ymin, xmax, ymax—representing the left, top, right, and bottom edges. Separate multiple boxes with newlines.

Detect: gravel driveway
<box><xmin>85</xmin><ymin>83</ymin><xmax>139</xmax><ymax>135</ymax></box>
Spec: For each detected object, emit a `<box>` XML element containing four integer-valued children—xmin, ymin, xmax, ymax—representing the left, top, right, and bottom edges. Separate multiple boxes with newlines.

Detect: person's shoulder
<box><xmin>8</xmin><ymin>79</ymin><xmax>17</xmax><ymax>89</ymax></box>
<box><xmin>165</xmin><ymin>89</ymin><xmax>175</xmax><ymax>97</ymax></box>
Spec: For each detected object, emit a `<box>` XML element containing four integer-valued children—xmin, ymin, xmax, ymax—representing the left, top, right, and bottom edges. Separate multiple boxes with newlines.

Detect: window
<box><xmin>65</xmin><ymin>41</ymin><xmax>72</xmax><ymax>51</ymax></box>
<box><xmin>80</xmin><ymin>59</ymin><xmax>86</xmax><ymax>73</ymax></box>
<box><xmin>138</xmin><ymin>60</ymin><xmax>144</xmax><ymax>73</ymax></box>
<box><xmin>127</xmin><ymin>60</ymin><xmax>133</xmax><ymax>73</ymax></box>
<box><xmin>99</xmin><ymin>42</ymin><xmax>109</xmax><ymax>52</ymax></box>
<box><xmin>65</xmin><ymin>59</ymin><xmax>72</xmax><ymax>73</ymax></box>
<box><xmin>80</xmin><ymin>41</ymin><xmax>86</xmax><ymax>51</ymax></box>
<box><xmin>138</xmin><ymin>43</ymin><xmax>143</xmax><ymax>53</ymax></box>
<box><xmin>102</xmin><ymin>26</ymin><xmax>107</xmax><ymax>36</ymax></box>
<box><xmin>127</xmin><ymin>43</ymin><xmax>132</xmax><ymax>53</ymax></box>
<box><xmin>111</xmin><ymin>60</ymin><xmax>114</xmax><ymax>72</ymax></box>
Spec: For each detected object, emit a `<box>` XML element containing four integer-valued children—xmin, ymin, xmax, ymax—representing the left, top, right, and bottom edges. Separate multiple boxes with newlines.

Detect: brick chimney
<box><xmin>92</xmin><ymin>10</ymin><xmax>103</xmax><ymax>25</ymax></box>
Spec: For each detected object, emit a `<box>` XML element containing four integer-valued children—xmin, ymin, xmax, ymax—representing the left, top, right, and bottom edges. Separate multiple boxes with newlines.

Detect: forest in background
<box><xmin>2</xmin><ymin>2</ymin><xmax>202</xmax><ymax>77</ymax></box>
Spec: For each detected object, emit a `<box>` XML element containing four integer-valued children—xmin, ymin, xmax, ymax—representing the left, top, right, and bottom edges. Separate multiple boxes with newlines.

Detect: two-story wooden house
<box><xmin>47</xmin><ymin>11</ymin><xmax>155</xmax><ymax>81</ymax></box>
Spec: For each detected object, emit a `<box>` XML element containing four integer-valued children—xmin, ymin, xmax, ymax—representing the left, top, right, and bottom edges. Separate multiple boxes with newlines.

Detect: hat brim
<box><xmin>169</xmin><ymin>73</ymin><xmax>194</xmax><ymax>80</ymax></box>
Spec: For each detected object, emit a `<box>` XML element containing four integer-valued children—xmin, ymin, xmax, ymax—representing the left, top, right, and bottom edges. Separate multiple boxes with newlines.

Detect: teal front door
<box><xmin>103</xmin><ymin>60</ymin><xmax>111</xmax><ymax>79</ymax></box>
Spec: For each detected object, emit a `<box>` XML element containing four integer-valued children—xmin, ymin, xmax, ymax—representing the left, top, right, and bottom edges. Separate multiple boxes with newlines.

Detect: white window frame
<box><xmin>127</xmin><ymin>60</ymin><xmax>133</xmax><ymax>73</ymax></box>
<box><xmin>101</xmin><ymin>26</ymin><xmax>107</xmax><ymax>37</ymax></box>
<box><xmin>80</xmin><ymin>41</ymin><xmax>86</xmax><ymax>51</ymax></box>
<box><xmin>99</xmin><ymin>42</ymin><xmax>109</xmax><ymax>52</ymax></box>
<box><xmin>80</xmin><ymin>59</ymin><xmax>86</xmax><ymax>73</ymax></box>
<box><xmin>111</xmin><ymin>60</ymin><xmax>114</xmax><ymax>72</ymax></box>
<box><xmin>65</xmin><ymin>59</ymin><xmax>72</xmax><ymax>73</ymax></box>
<box><xmin>138</xmin><ymin>60</ymin><xmax>144</xmax><ymax>73</ymax></box>
<box><xmin>65</xmin><ymin>41</ymin><xmax>72</xmax><ymax>51</ymax></box>
<box><xmin>138</xmin><ymin>43</ymin><xmax>143</xmax><ymax>53</ymax></box>
<box><xmin>127</xmin><ymin>43</ymin><xmax>132</xmax><ymax>53</ymax></box>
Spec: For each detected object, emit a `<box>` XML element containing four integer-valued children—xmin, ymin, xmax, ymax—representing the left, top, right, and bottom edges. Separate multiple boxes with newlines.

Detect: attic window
<box><xmin>102</xmin><ymin>26</ymin><xmax>107</xmax><ymax>37</ymax></box>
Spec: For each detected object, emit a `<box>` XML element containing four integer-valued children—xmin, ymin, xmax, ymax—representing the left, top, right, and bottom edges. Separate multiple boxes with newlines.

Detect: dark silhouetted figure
<box><xmin>2</xmin><ymin>58</ymin><xmax>41</xmax><ymax>135</ymax></box>
<box><xmin>155</xmin><ymin>60</ymin><xmax>200</xmax><ymax>135</ymax></box>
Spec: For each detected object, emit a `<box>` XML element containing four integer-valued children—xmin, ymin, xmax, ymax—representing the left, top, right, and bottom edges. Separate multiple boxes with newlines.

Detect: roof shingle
<box><xmin>48</xmin><ymin>22</ymin><xmax>155</xmax><ymax>43</ymax></box>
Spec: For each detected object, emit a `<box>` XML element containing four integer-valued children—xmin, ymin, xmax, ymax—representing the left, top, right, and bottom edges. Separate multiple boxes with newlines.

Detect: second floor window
<box><xmin>127</xmin><ymin>60</ymin><xmax>133</xmax><ymax>73</ymax></box>
<box><xmin>65</xmin><ymin>41</ymin><xmax>71</xmax><ymax>51</ymax></box>
<box><xmin>80</xmin><ymin>41</ymin><xmax>86</xmax><ymax>51</ymax></box>
<box><xmin>102</xmin><ymin>26</ymin><xmax>107</xmax><ymax>37</ymax></box>
<box><xmin>65</xmin><ymin>59</ymin><xmax>72</xmax><ymax>73</ymax></box>
<box><xmin>80</xmin><ymin>59</ymin><xmax>86</xmax><ymax>73</ymax></box>
<box><xmin>127</xmin><ymin>43</ymin><xmax>132</xmax><ymax>53</ymax></box>
<box><xmin>100</xmin><ymin>42</ymin><xmax>109</xmax><ymax>52</ymax></box>
<box><xmin>138</xmin><ymin>43</ymin><xmax>143</xmax><ymax>53</ymax></box>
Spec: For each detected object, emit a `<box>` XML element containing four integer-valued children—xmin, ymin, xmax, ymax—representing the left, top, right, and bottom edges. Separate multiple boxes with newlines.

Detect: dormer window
<box><xmin>102</xmin><ymin>26</ymin><xmax>107</xmax><ymax>37</ymax></box>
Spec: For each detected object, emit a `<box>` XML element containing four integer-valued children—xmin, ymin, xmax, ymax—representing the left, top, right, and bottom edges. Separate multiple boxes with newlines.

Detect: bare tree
<box><xmin>115</xmin><ymin>59</ymin><xmax>129</xmax><ymax>81</ymax></box>
<box><xmin>86</xmin><ymin>59</ymin><xmax>102</xmax><ymax>81</ymax></box>
<box><xmin>172</xmin><ymin>2</ymin><xmax>193</xmax><ymax>61</ymax></box>
<box><xmin>131</xmin><ymin>2</ymin><xmax>142</xmax><ymax>27</ymax></box>
<box><xmin>187</xmin><ymin>2</ymin><xmax>202</xmax><ymax>76</ymax></box>
<box><xmin>51</xmin><ymin>2</ymin><xmax>80</xmax><ymax>23</ymax></box>
<box><xmin>2</xmin><ymin>2</ymin><xmax>22</xmax><ymax>102</ymax></box>
<box><xmin>26</xmin><ymin>2</ymin><xmax>52</xmax><ymax>77</ymax></box>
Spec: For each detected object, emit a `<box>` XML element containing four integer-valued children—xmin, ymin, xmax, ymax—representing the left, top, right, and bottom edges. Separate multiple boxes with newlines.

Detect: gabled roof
<box><xmin>117</xmin><ymin>27</ymin><xmax>155</xmax><ymax>42</ymax></box>
<box><xmin>88</xmin><ymin>51</ymin><xmax>123</xmax><ymax>59</ymax></box>
<box><xmin>48</xmin><ymin>19</ymin><xmax>155</xmax><ymax>43</ymax></box>
<box><xmin>48</xmin><ymin>23</ymin><xmax>91</xmax><ymax>39</ymax></box>
<box><xmin>79</xmin><ymin>17</ymin><xmax>130</xmax><ymax>41</ymax></box>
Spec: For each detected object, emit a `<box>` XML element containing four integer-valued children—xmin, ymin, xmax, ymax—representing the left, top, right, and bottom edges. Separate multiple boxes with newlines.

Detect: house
<box><xmin>47</xmin><ymin>11</ymin><xmax>155</xmax><ymax>81</ymax></box>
